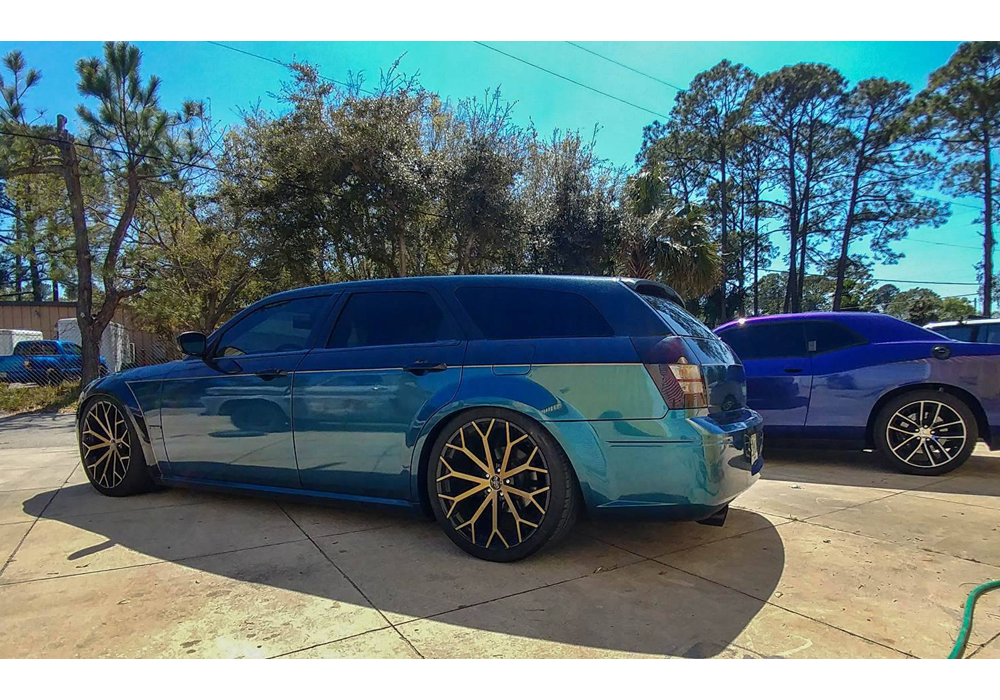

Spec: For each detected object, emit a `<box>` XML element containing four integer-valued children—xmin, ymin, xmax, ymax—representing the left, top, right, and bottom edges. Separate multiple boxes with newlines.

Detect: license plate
<box><xmin>746</xmin><ymin>430</ymin><xmax>760</xmax><ymax>465</ymax></box>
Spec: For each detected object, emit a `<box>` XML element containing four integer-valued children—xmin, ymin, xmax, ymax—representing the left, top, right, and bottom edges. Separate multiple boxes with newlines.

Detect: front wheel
<box><xmin>427</xmin><ymin>409</ymin><xmax>579</xmax><ymax>562</ymax></box>
<box><xmin>79</xmin><ymin>397</ymin><xmax>156</xmax><ymax>496</ymax></box>
<box><xmin>874</xmin><ymin>390</ymin><xmax>977</xmax><ymax>476</ymax></box>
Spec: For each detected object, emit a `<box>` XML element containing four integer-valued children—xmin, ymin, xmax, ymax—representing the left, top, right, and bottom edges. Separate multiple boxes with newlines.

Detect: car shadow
<box><xmin>18</xmin><ymin>484</ymin><xmax>785</xmax><ymax>658</ymax></box>
<box><xmin>762</xmin><ymin>445</ymin><xmax>1000</xmax><ymax>497</ymax></box>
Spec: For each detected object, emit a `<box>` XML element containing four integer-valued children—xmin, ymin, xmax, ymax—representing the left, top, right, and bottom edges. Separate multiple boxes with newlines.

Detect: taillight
<box><xmin>630</xmin><ymin>336</ymin><xmax>709</xmax><ymax>410</ymax></box>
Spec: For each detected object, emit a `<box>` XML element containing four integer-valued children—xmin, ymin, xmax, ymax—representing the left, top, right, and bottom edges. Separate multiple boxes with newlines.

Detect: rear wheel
<box><xmin>427</xmin><ymin>408</ymin><xmax>579</xmax><ymax>562</ymax></box>
<box><xmin>79</xmin><ymin>397</ymin><xmax>155</xmax><ymax>496</ymax></box>
<box><xmin>874</xmin><ymin>390</ymin><xmax>977</xmax><ymax>476</ymax></box>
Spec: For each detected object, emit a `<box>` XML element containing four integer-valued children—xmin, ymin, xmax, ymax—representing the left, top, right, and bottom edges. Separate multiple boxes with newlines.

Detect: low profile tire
<box><xmin>79</xmin><ymin>396</ymin><xmax>156</xmax><ymax>496</ymax></box>
<box><xmin>427</xmin><ymin>408</ymin><xmax>579</xmax><ymax>562</ymax></box>
<box><xmin>874</xmin><ymin>390</ymin><xmax>977</xmax><ymax>476</ymax></box>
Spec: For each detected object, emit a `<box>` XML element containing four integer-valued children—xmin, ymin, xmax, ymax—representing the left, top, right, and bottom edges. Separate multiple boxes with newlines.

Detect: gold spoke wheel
<box><xmin>82</xmin><ymin>400</ymin><xmax>131</xmax><ymax>490</ymax></box>
<box><xmin>435</xmin><ymin>418</ymin><xmax>551</xmax><ymax>550</ymax></box>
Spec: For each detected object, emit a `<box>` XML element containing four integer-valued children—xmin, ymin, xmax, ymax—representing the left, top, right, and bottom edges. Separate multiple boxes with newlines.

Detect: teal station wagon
<box><xmin>77</xmin><ymin>276</ymin><xmax>763</xmax><ymax>561</ymax></box>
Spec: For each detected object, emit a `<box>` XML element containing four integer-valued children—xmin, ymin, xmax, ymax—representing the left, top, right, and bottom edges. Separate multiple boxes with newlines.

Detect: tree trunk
<box><xmin>833</xmin><ymin>167</ymin><xmax>862</xmax><ymax>311</ymax></box>
<box><xmin>752</xmin><ymin>178</ymin><xmax>760</xmax><ymax>316</ymax></box>
<box><xmin>797</xmin><ymin>198</ymin><xmax>808</xmax><ymax>312</ymax></box>
<box><xmin>53</xmin><ymin>116</ymin><xmax>101</xmax><ymax>386</ymax></box>
<box><xmin>984</xmin><ymin>134</ymin><xmax>994</xmax><ymax>318</ymax></box>
<box><xmin>397</xmin><ymin>221</ymin><xmax>408</xmax><ymax>278</ymax></box>
<box><xmin>719</xmin><ymin>147</ymin><xmax>728</xmax><ymax>322</ymax></box>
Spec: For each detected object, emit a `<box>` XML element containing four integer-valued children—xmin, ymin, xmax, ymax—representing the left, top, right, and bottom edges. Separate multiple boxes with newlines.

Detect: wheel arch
<box><xmin>865</xmin><ymin>382</ymin><xmax>989</xmax><ymax>449</ymax></box>
<box><xmin>411</xmin><ymin>401</ymin><xmax>600</xmax><ymax>516</ymax></box>
<box><xmin>78</xmin><ymin>387</ymin><xmax>159</xmax><ymax>476</ymax></box>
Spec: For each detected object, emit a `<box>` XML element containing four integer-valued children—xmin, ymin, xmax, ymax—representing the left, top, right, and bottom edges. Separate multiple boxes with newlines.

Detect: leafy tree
<box><xmin>916</xmin><ymin>42</ymin><xmax>1000</xmax><ymax>315</ymax></box>
<box><xmin>939</xmin><ymin>295</ymin><xmax>977</xmax><ymax>320</ymax></box>
<box><xmin>751</xmin><ymin>64</ymin><xmax>846</xmax><ymax>312</ymax></box>
<box><xmin>886</xmin><ymin>287</ymin><xmax>943</xmax><ymax>325</ymax></box>
<box><xmin>832</xmin><ymin>78</ymin><xmax>947</xmax><ymax>310</ymax></box>
<box><xmin>1</xmin><ymin>42</ymin><xmax>204</xmax><ymax>384</ymax></box>
<box><xmin>669</xmin><ymin>60</ymin><xmax>757</xmax><ymax>321</ymax></box>
<box><xmin>617</xmin><ymin>165</ymin><xmax>719</xmax><ymax>299</ymax></box>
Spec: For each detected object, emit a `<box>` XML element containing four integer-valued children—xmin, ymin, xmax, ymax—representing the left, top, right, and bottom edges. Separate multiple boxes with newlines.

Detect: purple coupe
<box><xmin>715</xmin><ymin>312</ymin><xmax>1000</xmax><ymax>475</ymax></box>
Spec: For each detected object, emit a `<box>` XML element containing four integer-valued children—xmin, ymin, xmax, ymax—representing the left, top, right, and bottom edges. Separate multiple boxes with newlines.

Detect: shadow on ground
<box><xmin>18</xmin><ymin>484</ymin><xmax>785</xmax><ymax>658</ymax></box>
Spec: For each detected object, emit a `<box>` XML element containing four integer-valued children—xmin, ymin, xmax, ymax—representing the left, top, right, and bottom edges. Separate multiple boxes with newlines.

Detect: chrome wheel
<box><xmin>81</xmin><ymin>400</ymin><xmax>132</xmax><ymax>489</ymax></box>
<box><xmin>435</xmin><ymin>418</ymin><xmax>551</xmax><ymax>550</ymax></box>
<box><xmin>885</xmin><ymin>399</ymin><xmax>967</xmax><ymax>470</ymax></box>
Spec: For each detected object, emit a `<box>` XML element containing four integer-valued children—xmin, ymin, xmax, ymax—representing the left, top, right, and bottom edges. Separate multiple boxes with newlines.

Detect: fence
<box><xmin>0</xmin><ymin>302</ymin><xmax>181</xmax><ymax>387</ymax></box>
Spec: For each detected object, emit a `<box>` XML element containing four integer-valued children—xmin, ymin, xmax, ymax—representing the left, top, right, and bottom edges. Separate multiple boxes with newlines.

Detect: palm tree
<box><xmin>617</xmin><ymin>164</ymin><xmax>720</xmax><ymax>299</ymax></box>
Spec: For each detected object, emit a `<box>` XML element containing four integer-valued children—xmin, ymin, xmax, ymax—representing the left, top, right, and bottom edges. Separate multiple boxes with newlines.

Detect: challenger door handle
<box><xmin>256</xmin><ymin>368</ymin><xmax>288</xmax><ymax>380</ymax></box>
<box><xmin>784</xmin><ymin>367</ymin><xmax>803</xmax><ymax>374</ymax></box>
<box><xmin>404</xmin><ymin>361</ymin><xmax>448</xmax><ymax>375</ymax></box>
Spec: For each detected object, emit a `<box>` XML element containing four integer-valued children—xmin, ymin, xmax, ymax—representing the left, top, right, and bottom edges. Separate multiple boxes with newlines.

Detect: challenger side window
<box><xmin>720</xmin><ymin>324</ymin><xmax>807</xmax><ymax>360</ymax></box>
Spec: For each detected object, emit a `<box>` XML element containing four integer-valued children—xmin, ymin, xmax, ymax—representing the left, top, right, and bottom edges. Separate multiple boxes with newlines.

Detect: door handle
<box><xmin>404</xmin><ymin>361</ymin><xmax>448</xmax><ymax>375</ymax></box>
<box><xmin>784</xmin><ymin>367</ymin><xmax>803</xmax><ymax>374</ymax></box>
<box><xmin>256</xmin><ymin>368</ymin><xmax>288</xmax><ymax>380</ymax></box>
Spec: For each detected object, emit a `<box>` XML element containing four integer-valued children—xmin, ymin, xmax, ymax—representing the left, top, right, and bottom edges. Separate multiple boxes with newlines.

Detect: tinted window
<box><xmin>981</xmin><ymin>324</ymin><xmax>1000</xmax><ymax>344</ymax></box>
<box><xmin>14</xmin><ymin>341</ymin><xmax>58</xmax><ymax>356</ymax></box>
<box><xmin>216</xmin><ymin>296</ymin><xmax>327</xmax><ymax>357</ymax></box>
<box><xmin>719</xmin><ymin>323</ymin><xmax>806</xmax><ymax>360</ymax></box>
<box><xmin>934</xmin><ymin>324</ymin><xmax>977</xmax><ymax>342</ymax></box>
<box><xmin>640</xmin><ymin>294</ymin><xmax>715</xmax><ymax>339</ymax></box>
<box><xmin>455</xmin><ymin>286</ymin><xmax>614</xmax><ymax>340</ymax></box>
<box><xmin>328</xmin><ymin>291</ymin><xmax>454</xmax><ymax>348</ymax></box>
<box><xmin>804</xmin><ymin>321</ymin><xmax>867</xmax><ymax>353</ymax></box>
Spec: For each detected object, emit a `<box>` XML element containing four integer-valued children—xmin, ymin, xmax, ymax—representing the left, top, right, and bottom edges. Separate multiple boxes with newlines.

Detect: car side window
<box><xmin>935</xmin><ymin>325</ymin><xmax>976</xmax><ymax>342</ymax></box>
<box><xmin>215</xmin><ymin>296</ymin><xmax>328</xmax><ymax>357</ymax></box>
<box><xmin>719</xmin><ymin>324</ymin><xmax>806</xmax><ymax>360</ymax></box>
<box><xmin>327</xmin><ymin>291</ymin><xmax>456</xmax><ymax>348</ymax></box>
<box><xmin>455</xmin><ymin>286</ymin><xmax>614</xmax><ymax>340</ymax></box>
<box><xmin>804</xmin><ymin>321</ymin><xmax>867</xmax><ymax>353</ymax></box>
<box><xmin>14</xmin><ymin>342</ymin><xmax>57</xmax><ymax>356</ymax></box>
<box><xmin>65</xmin><ymin>344</ymin><xmax>82</xmax><ymax>355</ymax></box>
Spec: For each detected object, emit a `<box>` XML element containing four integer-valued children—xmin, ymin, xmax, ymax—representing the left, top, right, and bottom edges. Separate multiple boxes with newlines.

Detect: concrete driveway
<box><xmin>1</xmin><ymin>412</ymin><xmax>998</xmax><ymax>659</ymax></box>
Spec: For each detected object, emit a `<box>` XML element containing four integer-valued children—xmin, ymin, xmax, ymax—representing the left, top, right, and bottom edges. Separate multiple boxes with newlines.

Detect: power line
<box><xmin>473</xmin><ymin>41</ymin><xmax>670</xmax><ymax>120</ymax></box>
<box><xmin>206</xmin><ymin>41</ymin><xmax>376</xmax><ymax>96</ymax></box>
<box><xmin>565</xmin><ymin>42</ymin><xmax>686</xmax><ymax>92</ymax></box>
<box><xmin>762</xmin><ymin>267</ymin><xmax>979</xmax><ymax>286</ymax></box>
<box><xmin>909</xmin><ymin>236</ymin><xmax>980</xmax><ymax>250</ymax></box>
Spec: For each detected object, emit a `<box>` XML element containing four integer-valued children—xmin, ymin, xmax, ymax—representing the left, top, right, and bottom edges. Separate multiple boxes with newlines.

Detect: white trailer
<box><xmin>55</xmin><ymin>318</ymin><xmax>131</xmax><ymax>372</ymax></box>
<box><xmin>0</xmin><ymin>329</ymin><xmax>44</xmax><ymax>356</ymax></box>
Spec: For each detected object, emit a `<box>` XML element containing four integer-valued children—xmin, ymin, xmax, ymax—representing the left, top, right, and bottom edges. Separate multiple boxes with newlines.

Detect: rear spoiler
<box><xmin>619</xmin><ymin>278</ymin><xmax>686</xmax><ymax>308</ymax></box>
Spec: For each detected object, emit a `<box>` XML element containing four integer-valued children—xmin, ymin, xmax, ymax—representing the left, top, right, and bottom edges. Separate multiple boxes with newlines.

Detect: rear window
<box><xmin>455</xmin><ymin>286</ymin><xmax>614</xmax><ymax>340</ymax></box>
<box><xmin>14</xmin><ymin>341</ymin><xmax>58</xmax><ymax>356</ymax></box>
<box><xmin>640</xmin><ymin>294</ymin><xmax>715</xmax><ymax>339</ymax></box>
<box><xmin>933</xmin><ymin>324</ymin><xmax>976</xmax><ymax>342</ymax></box>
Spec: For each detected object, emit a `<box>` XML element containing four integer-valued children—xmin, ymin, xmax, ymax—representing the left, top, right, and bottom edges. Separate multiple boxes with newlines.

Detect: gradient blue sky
<box><xmin>0</xmin><ymin>41</ymin><xmax>983</xmax><ymax>301</ymax></box>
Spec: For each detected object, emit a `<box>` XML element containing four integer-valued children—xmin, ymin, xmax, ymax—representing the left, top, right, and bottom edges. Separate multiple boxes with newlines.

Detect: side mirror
<box><xmin>177</xmin><ymin>331</ymin><xmax>207</xmax><ymax>357</ymax></box>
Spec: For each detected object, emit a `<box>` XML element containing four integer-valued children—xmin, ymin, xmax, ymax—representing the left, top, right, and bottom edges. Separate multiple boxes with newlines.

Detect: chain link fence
<box><xmin>0</xmin><ymin>320</ymin><xmax>180</xmax><ymax>387</ymax></box>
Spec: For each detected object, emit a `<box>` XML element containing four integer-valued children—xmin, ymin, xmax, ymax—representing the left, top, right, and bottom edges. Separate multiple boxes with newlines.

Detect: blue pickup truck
<box><xmin>0</xmin><ymin>340</ymin><xmax>108</xmax><ymax>385</ymax></box>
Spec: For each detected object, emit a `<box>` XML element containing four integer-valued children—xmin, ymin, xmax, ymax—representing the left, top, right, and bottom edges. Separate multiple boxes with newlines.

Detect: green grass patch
<box><xmin>0</xmin><ymin>381</ymin><xmax>81</xmax><ymax>415</ymax></box>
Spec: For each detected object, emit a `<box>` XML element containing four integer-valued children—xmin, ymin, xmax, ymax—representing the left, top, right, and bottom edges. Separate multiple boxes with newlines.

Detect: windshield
<box><xmin>640</xmin><ymin>294</ymin><xmax>716</xmax><ymax>339</ymax></box>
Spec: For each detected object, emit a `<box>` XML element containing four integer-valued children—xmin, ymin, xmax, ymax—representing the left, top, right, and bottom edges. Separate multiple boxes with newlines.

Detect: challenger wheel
<box><xmin>427</xmin><ymin>408</ymin><xmax>579</xmax><ymax>562</ymax></box>
<box><xmin>874</xmin><ymin>390</ymin><xmax>977</xmax><ymax>476</ymax></box>
<box><xmin>79</xmin><ymin>397</ymin><xmax>155</xmax><ymax>496</ymax></box>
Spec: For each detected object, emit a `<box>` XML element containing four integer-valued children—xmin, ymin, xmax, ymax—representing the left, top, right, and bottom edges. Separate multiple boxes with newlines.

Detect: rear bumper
<box><xmin>583</xmin><ymin>409</ymin><xmax>763</xmax><ymax>520</ymax></box>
